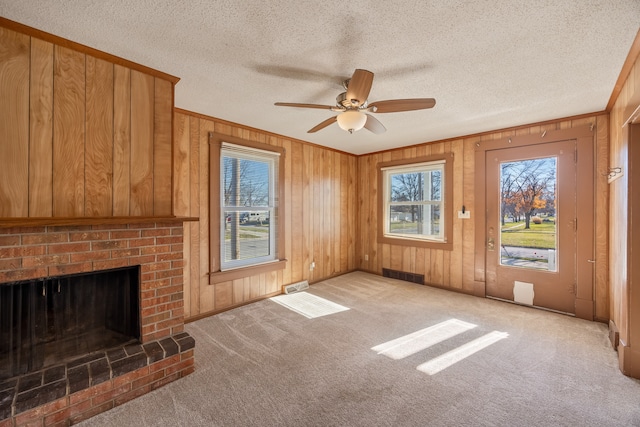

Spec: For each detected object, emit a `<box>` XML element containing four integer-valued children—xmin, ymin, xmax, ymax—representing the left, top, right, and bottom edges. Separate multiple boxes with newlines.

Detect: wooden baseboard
<box><xmin>618</xmin><ymin>342</ymin><xmax>640</xmax><ymax>379</ymax></box>
<box><xmin>609</xmin><ymin>320</ymin><xmax>620</xmax><ymax>351</ymax></box>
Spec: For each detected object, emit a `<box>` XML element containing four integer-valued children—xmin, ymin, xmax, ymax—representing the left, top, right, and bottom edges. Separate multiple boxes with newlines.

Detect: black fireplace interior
<box><xmin>0</xmin><ymin>266</ymin><xmax>140</xmax><ymax>380</ymax></box>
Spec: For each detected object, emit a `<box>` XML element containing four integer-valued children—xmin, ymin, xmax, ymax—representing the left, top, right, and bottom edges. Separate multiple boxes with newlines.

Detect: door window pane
<box><xmin>499</xmin><ymin>157</ymin><xmax>557</xmax><ymax>271</ymax></box>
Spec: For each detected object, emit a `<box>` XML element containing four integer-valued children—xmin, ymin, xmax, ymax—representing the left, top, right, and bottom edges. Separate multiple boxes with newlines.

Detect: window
<box><xmin>209</xmin><ymin>133</ymin><xmax>286</xmax><ymax>281</ymax></box>
<box><xmin>220</xmin><ymin>142</ymin><xmax>279</xmax><ymax>270</ymax></box>
<box><xmin>378</xmin><ymin>155</ymin><xmax>453</xmax><ymax>250</ymax></box>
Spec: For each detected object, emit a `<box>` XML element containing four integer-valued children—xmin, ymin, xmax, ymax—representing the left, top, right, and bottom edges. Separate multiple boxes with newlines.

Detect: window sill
<box><xmin>378</xmin><ymin>235</ymin><xmax>452</xmax><ymax>251</ymax></box>
<box><xmin>208</xmin><ymin>259</ymin><xmax>287</xmax><ymax>284</ymax></box>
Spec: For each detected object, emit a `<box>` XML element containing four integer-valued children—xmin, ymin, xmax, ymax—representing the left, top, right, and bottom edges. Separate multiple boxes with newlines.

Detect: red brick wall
<box><xmin>0</xmin><ymin>222</ymin><xmax>185</xmax><ymax>343</ymax></box>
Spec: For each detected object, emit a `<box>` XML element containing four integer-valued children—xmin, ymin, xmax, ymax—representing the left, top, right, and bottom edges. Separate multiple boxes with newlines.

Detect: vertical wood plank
<box><xmin>173</xmin><ymin>112</ymin><xmax>190</xmax><ymax>216</ymax></box>
<box><xmin>390</xmin><ymin>244</ymin><xmax>402</xmax><ymax>270</ymax></box>
<box><xmin>199</xmin><ymin>119</ymin><xmax>214</xmax><ymax>313</ymax></box>
<box><xmin>85</xmin><ymin>56</ymin><xmax>113</xmax><ymax>216</ymax></box>
<box><xmin>449</xmin><ymin>139</ymin><xmax>464</xmax><ymax>289</ymax></box>
<box><xmin>402</xmin><ymin>246</ymin><xmax>412</xmax><ymax>272</ymax></box>
<box><xmin>415</xmin><ymin>247</ymin><xmax>425</xmax><ymax>279</ymax></box>
<box><xmin>154</xmin><ymin>78</ymin><xmax>173</xmax><ymax>215</ymax></box>
<box><xmin>130</xmin><ymin>70</ymin><xmax>154</xmax><ymax>215</ymax></box>
<box><xmin>422</xmin><ymin>244</ymin><xmax>432</xmax><ymax>284</ymax></box>
<box><xmin>290</xmin><ymin>142</ymin><xmax>303</xmax><ymax>282</ymax></box>
<box><xmin>173</xmin><ymin>112</ymin><xmax>191</xmax><ymax>317</ymax></box>
<box><xmin>0</xmin><ymin>28</ymin><xmax>29</xmax><ymax>217</ymax></box>
<box><xmin>53</xmin><ymin>45</ymin><xmax>85</xmax><ymax>216</ymax></box>
<box><xmin>369</xmin><ymin>153</ymin><xmax>380</xmax><ymax>272</ymax></box>
<box><xmin>251</xmin><ymin>275</ymin><xmax>261</xmax><ymax>299</ymax></box>
<box><xmin>282</xmin><ymin>138</ymin><xmax>293</xmax><ymax>286</ymax></box>
<box><xmin>267</xmin><ymin>270</ymin><xmax>279</xmax><ymax>294</ymax></box>
<box><xmin>313</xmin><ymin>147</ymin><xmax>323</xmax><ymax>281</ymax></box>
<box><xmin>348</xmin><ymin>155</ymin><xmax>357</xmax><ymax>270</ymax></box>
<box><xmin>302</xmin><ymin>144</ymin><xmax>313</xmax><ymax>280</ymax></box>
<box><xmin>189</xmin><ymin>116</ymin><xmax>202</xmax><ymax>317</ymax></box>
<box><xmin>333</xmin><ymin>151</ymin><xmax>341</xmax><ymax>276</ymax></box>
<box><xmin>340</xmin><ymin>152</ymin><xmax>349</xmax><ymax>272</ymax></box>
<box><xmin>29</xmin><ymin>37</ymin><xmax>54</xmax><ymax>217</ymax></box>
<box><xmin>594</xmin><ymin>115</ymin><xmax>609</xmax><ymax>320</ymax></box>
<box><xmin>357</xmin><ymin>156</ymin><xmax>369</xmax><ymax>270</ymax></box>
<box><xmin>113</xmin><ymin>64</ymin><xmax>131</xmax><ymax>216</ymax></box>
<box><xmin>214</xmin><ymin>281</ymin><xmax>233</xmax><ymax>311</ymax></box>
<box><xmin>462</xmin><ymin>138</ymin><xmax>478</xmax><ymax>291</ymax></box>
<box><xmin>323</xmin><ymin>149</ymin><xmax>333</xmax><ymax>277</ymax></box>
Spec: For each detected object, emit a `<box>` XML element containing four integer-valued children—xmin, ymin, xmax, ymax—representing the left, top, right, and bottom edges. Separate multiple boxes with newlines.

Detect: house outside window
<box><xmin>378</xmin><ymin>155</ymin><xmax>453</xmax><ymax>250</ymax></box>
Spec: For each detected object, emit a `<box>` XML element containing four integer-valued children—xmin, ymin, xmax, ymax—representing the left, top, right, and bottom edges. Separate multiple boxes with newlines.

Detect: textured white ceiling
<box><xmin>1</xmin><ymin>1</ymin><xmax>639</xmax><ymax>154</ymax></box>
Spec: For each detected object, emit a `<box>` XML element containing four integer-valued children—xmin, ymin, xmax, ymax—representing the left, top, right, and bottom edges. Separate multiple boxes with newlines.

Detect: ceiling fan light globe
<box><xmin>337</xmin><ymin>110</ymin><xmax>367</xmax><ymax>133</ymax></box>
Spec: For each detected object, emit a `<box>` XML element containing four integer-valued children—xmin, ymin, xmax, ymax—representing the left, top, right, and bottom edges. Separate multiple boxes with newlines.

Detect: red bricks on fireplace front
<box><xmin>0</xmin><ymin>222</ymin><xmax>195</xmax><ymax>426</ymax></box>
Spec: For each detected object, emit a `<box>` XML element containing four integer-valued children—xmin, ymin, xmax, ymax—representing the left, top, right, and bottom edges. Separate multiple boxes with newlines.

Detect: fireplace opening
<box><xmin>0</xmin><ymin>266</ymin><xmax>140</xmax><ymax>380</ymax></box>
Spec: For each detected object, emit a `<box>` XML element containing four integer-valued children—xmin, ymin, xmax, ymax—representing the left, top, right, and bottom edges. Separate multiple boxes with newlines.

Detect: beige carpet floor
<box><xmin>79</xmin><ymin>271</ymin><xmax>640</xmax><ymax>426</ymax></box>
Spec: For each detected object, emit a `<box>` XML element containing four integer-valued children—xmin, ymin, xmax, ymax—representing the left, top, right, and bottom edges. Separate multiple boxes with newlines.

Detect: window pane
<box><xmin>224</xmin><ymin>210</ymin><xmax>271</xmax><ymax>262</ymax></box>
<box><xmin>390</xmin><ymin>170</ymin><xmax>441</xmax><ymax>203</ymax></box>
<box><xmin>499</xmin><ymin>157</ymin><xmax>557</xmax><ymax>271</ymax></box>
<box><xmin>388</xmin><ymin>205</ymin><xmax>441</xmax><ymax>238</ymax></box>
<box><xmin>223</xmin><ymin>157</ymin><xmax>270</xmax><ymax>207</ymax></box>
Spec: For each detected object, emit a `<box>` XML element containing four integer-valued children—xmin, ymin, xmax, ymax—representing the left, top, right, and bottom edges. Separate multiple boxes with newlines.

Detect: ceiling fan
<box><xmin>274</xmin><ymin>69</ymin><xmax>436</xmax><ymax>134</ymax></box>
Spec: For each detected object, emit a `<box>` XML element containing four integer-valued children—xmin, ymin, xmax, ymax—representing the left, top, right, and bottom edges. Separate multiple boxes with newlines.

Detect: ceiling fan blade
<box><xmin>308</xmin><ymin>116</ymin><xmax>337</xmax><ymax>133</ymax></box>
<box><xmin>274</xmin><ymin>102</ymin><xmax>336</xmax><ymax>110</ymax></box>
<box><xmin>364</xmin><ymin>114</ymin><xmax>386</xmax><ymax>134</ymax></box>
<box><xmin>345</xmin><ymin>69</ymin><xmax>374</xmax><ymax>106</ymax></box>
<box><xmin>369</xmin><ymin>98</ymin><xmax>436</xmax><ymax>113</ymax></box>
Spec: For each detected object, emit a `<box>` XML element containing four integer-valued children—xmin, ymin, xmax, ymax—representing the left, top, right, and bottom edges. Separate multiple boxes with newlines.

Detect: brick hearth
<box><xmin>0</xmin><ymin>222</ymin><xmax>195</xmax><ymax>426</ymax></box>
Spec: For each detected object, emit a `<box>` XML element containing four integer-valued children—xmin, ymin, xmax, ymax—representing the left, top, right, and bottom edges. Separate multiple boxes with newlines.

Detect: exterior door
<box><xmin>485</xmin><ymin>140</ymin><xmax>577</xmax><ymax>314</ymax></box>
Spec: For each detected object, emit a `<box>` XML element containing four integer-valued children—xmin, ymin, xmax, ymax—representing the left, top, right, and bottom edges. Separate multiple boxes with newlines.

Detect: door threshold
<box><xmin>485</xmin><ymin>296</ymin><xmax>575</xmax><ymax>317</ymax></box>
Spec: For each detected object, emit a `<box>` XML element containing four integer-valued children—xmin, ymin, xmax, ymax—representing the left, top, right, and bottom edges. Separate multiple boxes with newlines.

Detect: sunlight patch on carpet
<box><xmin>372</xmin><ymin>319</ymin><xmax>477</xmax><ymax>360</ymax></box>
<box><xmin>417</xmin><ymin>331</ymin><xmax>509</xmax><ymax>375</ymax></box>
<box><xmin>270</xmin><ymin>292</ymin><xmax>349</xmax><ymax>319</ymax></box>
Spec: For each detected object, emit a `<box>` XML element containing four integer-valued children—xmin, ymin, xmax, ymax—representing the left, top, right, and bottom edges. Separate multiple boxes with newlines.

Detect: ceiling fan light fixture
<box><xmin>336</xmin><ymin>110</ymin><xmax>367</xmax><ymax>134</ymax></box>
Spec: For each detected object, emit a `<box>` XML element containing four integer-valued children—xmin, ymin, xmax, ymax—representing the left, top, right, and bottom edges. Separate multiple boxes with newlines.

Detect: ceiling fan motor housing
<box><xmin>336</xmin><ymin>92</ymin><xmax>366</xmax><ymax>109</ymax></box>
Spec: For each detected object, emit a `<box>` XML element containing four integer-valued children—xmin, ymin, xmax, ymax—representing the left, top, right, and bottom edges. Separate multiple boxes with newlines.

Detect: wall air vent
<box><xmin>382</xmin><ymin>268</ymin><xmax>425</xmax><ymax>285</ymax></box>
<box><xmin>283</xmin><ymin>280</ymin><xmax>310</xmax><ymax>294</ymax></box>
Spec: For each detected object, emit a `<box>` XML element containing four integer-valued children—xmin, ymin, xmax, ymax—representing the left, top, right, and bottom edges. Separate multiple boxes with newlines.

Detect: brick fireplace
<box><xmin>0</xmin><ymin>221</ymin><xmax>194</xmax><ymax>426</ymax></box>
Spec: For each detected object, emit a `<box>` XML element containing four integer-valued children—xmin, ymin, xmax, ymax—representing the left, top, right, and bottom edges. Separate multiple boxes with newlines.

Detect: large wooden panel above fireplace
<box><xmin>0</xmin><ymin>17</ymin><xmax>179</xmax><ymax>219</ymax></box>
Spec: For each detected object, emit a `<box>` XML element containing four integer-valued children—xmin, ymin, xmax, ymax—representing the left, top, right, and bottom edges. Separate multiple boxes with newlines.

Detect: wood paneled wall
<box><xmin>357</xmin><ymin>114</ymin><xmax>610</xmax><ymax>320</ymax></box>
<box><xmin>0</xmin><ymin>24</ymin><xmax>175</xmax><ymax>218</ymax></box>
<box><xmin>173</xmin><ymin>110</ymin><xmax>358</xmax><ymax>319</ymax></box>
<box><xmin>609</xmin><ymin>43</ymin><xmax>640</xmax><ymax>373</ymax></box>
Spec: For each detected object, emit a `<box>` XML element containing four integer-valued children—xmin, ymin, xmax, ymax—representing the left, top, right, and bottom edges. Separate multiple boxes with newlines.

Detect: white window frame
<box><xmin>381</xmin><ymin>160</ymin><xmax>446</xmax><ymax>243</ymax></box>
<box><xmin>220</xmin><ymin>142</ymin><xmax>279</xmax><ymax>270</ymax></box>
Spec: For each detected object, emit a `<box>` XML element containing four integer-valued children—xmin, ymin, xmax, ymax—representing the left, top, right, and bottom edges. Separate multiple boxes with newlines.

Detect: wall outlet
<box><xmin>364</xmin><ymin>254</ymin><xmax>369</xmax><ymax>261</ymax></box>
<box><xmin>310</xmin><ymin>261</ymin><xmax>315</xmax><ymax>271</ymax></box>
<box><xmin>458</xmin><ymin>210</ymin><xmax>471</xmax><ymax>219</ymax></box>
